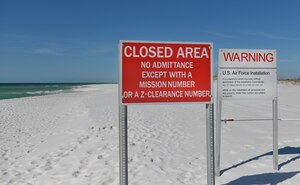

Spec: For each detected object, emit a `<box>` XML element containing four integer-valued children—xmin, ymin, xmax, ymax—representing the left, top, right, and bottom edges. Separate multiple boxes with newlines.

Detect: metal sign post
<box><xmin>119</xmin><ymin>105</ymin><xmax>128</xmax><ymax>185</ymax></box>
<box><xmin>273</xmin><ymin>98</ymin><xmax>278</xmax><ymax>170</ymax></box>
<box><xmin>206</xmin><ymin>103</ymin><xmax>215</xmax><ymax>185</ymax></box>
<box><xmin>215</xmin><ymin>98</ymin><xmax>222</xmax><ymax>176</ymax></box>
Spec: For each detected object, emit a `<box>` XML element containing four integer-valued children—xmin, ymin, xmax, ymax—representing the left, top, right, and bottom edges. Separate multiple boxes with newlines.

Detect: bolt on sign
<box><xmin>219</xmin><ymin>49</ymin><xmax>277</xmax><ymax>100</ymax></box>
<box><xmin>120</xmin><ymin>41</ymin><xmax>213</xmax><ymax>104</ymax></box>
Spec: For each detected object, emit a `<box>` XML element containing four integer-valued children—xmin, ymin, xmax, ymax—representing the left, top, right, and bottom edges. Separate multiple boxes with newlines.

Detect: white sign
<box><xmin>219</xmin><ymin>49</ymin><xmax>277</xmax><ymax>100</ymax></box>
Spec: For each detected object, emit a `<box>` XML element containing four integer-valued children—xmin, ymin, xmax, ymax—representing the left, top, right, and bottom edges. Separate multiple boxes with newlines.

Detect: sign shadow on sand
<box><xmin>221</xmin><ymin>146</ymin><xmax>300</xmax><ymax>175</ymax></box>
<box><xmin>223</xmin><ymin>171</ymin><xmax>300</xmax><ymax>185</ymax></box>
<box><xmin>220</xmin><ymin>146</ymin><xmax>300</xmax><ymax>184</ymax></box>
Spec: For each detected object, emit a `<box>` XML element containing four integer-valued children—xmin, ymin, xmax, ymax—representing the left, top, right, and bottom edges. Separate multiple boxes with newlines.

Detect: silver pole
<box><xmin>119</xmin><ymin>105</ymin><xmax>128</xmax><ymax>185</ymax></box>
<box><xmin>215</xmin><ymin>70</ymin><xmax>222</xmax><ymax>177</ymax></box>
<box><xmin>273</xmin><ymin>99</ymin><xmax>278</xmax><ymax>170</ymax></box>
<box><xmin>222</xmin><ymin>118</ymin><xmax>300</xmax><ymax>122</ymax></box>
<box><xmin>206</xmin><ymin>104</ymin><xmax>215</xmax><ymax>185</ymax></box>
<box><xmin>215</xmin><ymin>100</ymin><xmax>222</xmax><ymax>176</ymax></box>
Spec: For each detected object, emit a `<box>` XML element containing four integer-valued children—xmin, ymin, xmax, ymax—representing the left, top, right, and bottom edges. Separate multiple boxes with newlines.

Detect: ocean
<box><xmin>0</xmin><ymin>83</ymin><xmax>90</xmax><ymax>100</ymax></box>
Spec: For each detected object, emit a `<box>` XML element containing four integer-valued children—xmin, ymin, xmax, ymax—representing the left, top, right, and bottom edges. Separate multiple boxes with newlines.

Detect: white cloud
<box><xmin>206</xmin><ymin>31</ymin><xmax>241</xmax><ymax>39</ymax></box>
<box><xmin>243</xmin><ymin>31</ymin><xmax>300</xmax><ymax>41</ymax></box>
<box><xmin>90</xmin><ymin>45</ymin><xmax>114</xmax><ymax>54</ymax></box>
<box><xmin>32</xmin><ymin>48</ymin><xmax>58</xmax><ymax>55</ymax></box>
<box><xmin>0</xmin><ymin>32</ymin><xmax>115</xmax><ymax>55</ymax></box>
<box><xmin>278</xmin><ymin>56</ymin><xmax>300</xmax><ymax>63</ymax></box>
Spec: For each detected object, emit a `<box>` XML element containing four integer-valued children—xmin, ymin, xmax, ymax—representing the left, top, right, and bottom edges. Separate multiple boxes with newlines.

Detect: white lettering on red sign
<box><xmin>120</xmin><ymin>41</ymin><xmax>212</xmax><ymax>104</ymax></box>
<box><xmin>123</xmin><ymin>45</ymin><xmax>209</xmax><ymax>59</ymax></box>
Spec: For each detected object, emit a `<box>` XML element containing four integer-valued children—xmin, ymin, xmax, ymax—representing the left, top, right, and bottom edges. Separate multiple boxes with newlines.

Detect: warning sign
<box><xmin>120</xmin><ymin>41</ymin><xmax>213</xmax><ymax>104</ymax></box>
<box><xmin>219</xmin><ymin>49</ymin><xmax>277</xmax><ymax>100</ymax></box>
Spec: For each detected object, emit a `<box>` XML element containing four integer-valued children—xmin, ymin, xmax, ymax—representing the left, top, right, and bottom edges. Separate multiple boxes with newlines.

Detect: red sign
<box><xmin>120</xmin><ymin>41</ymin><xmax>213</xmax><ymax>104</ymax></box>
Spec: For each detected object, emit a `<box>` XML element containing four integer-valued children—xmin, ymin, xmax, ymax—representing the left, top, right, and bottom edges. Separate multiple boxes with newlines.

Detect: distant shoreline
<box><xmin>0</xmin><ymin>83</ymin><xmax>107</xmax><ymax>100</ymax></box>
<box><xmin>278</xmin><ymin>79</ymin><xmax>300</xmax><ymax>85</ymax></box>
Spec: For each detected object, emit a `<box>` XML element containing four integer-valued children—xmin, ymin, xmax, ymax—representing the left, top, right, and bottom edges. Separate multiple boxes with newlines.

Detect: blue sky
<box><xmin>0</xmin><ymin>0</ymin><xmax>300</xmax><ymax>83</ymax></box>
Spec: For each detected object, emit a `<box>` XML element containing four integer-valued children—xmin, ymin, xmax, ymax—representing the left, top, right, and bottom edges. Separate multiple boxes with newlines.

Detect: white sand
<box><xmin>0</xmin><ymin>84</ymin><xmax>300</xmax><ymax>185</ymax></box>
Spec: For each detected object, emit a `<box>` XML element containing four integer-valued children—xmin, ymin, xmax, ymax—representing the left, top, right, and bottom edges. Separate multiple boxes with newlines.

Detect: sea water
<box><xmin>0</xmin><ymin>83</ymin><xmax>87</xmax><ymax>100</ymax></box>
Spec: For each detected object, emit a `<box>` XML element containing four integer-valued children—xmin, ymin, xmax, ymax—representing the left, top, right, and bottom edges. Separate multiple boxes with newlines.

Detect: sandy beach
<box><xmin>1</xmin><ymin>83</ymin><xmax>300</xmax><ymax>185</ymax></box>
